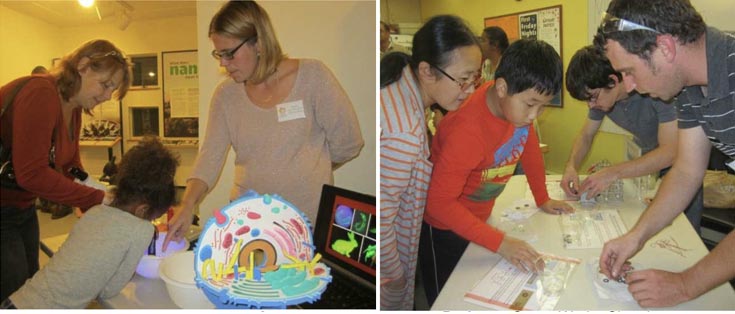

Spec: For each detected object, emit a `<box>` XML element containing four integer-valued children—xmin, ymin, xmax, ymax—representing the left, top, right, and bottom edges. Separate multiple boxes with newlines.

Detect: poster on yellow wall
<box><xmin>162</xmin><ymin>50</ymin><xmax>199</xmax><ymax>138</ymax></box>
<box><xmin>484</xmin><ymin>5</ymin><xmax>563</xmax><ymax>107</ymax></box>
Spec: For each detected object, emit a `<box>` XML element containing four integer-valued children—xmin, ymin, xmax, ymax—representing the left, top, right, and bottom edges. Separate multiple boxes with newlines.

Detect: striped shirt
<box><xmin>675</xmin><ymin>27</ymin><xmax>735</xmax><ymax>159</ymax></box>
<box><xmin>379</xmin><ymin>65</ymin><xmax>432</xmax><ymax>310</ymax></box>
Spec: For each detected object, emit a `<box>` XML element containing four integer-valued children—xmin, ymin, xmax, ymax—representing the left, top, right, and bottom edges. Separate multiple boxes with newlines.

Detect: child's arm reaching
<box><xmin>497</xmin><ymin>236</ymin><xmax>545</xmax><ymax>273</ymax></box>
<box><xmin>521</xmin><ymin>124</ymin><xmax>574</xmax><ymax>214</ymax></box>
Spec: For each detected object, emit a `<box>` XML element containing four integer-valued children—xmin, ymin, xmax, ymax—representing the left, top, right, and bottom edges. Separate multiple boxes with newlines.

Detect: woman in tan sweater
<box><xmin>164</xmin><ymin>1</ymin><xmax>363</xmax><ymax>250</ymax></box>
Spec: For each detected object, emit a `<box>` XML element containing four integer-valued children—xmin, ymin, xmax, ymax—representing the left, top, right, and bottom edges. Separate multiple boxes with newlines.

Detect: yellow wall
<box><xmin>0</xmin><ymin>4</ymin><xmax>63</xmax><ymax>84</ymax></box>
<box><xmin>419</xmin><ymin>0</ymin><xmax>628</xmax><ymax>174</ymax></box>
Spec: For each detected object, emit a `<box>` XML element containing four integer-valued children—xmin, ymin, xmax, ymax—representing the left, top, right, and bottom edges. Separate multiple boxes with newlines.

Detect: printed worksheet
<box><xmin>464</xmin><ymin>254</ymin><xmax>580</xmax><ymax>311</ymax></box>
<box><xmin>561</xmin><ymin>209</ymin><xmax>627</xmax><ymax>249</ymax></box>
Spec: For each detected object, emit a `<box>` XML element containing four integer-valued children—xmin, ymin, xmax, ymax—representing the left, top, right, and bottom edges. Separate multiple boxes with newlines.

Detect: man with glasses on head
<box><xmin>562</xmin><ymin>46</ymin><xmax>703</xmax><ymax>231</ymax></box>
<box><xmin>593</xmin><ymin>0</ymin><xmax>735</xmax><ymax>308</ymax></box>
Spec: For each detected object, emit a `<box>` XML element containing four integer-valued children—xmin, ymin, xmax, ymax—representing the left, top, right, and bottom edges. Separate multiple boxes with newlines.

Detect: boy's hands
<box><xmin>498</xmin><ymin>236</ymin><xmax>545</xmax><ymax>273</ymax></box>
<box><xmin>539</xmin><ymin>199</ymin><xmax>575</xmax><ymax>215</ymax></box>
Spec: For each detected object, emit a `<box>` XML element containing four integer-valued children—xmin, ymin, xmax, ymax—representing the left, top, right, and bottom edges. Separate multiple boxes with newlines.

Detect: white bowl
<box><xmin>159</xmin><ymin>251</ymin><xmax>214</xmax><ymax>309</ymax></box>
<box><xmin>135</xmin><ymin>232</ymin><xmax>187</xmax><ymax>279</ymax></box>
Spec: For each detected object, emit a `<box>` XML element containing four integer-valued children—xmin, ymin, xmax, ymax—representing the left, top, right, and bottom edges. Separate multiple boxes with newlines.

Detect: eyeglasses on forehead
<box><xmin>90</xmin><ymin>51</ymin><xmax>128</xmax><ymax>64</ymax></box>
<box><xmin>211</xmin><ymin>36</ymin><xmax>255</xmax><ymax>60</ymax></box>
<box><xmin>599</xmin><ymin>12</ymin><xmax>660</xmax><ymax>34</ymax></box>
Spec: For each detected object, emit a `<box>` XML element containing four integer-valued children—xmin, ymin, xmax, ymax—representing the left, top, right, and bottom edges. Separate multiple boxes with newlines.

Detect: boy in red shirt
<box><xmin>420</xmin><ymin>39</ymin><xmax>574</xmax><ymax>306</ymax></box>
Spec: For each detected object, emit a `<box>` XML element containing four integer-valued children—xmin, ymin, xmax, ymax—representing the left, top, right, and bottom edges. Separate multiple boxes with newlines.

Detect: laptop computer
<box><xmin>298</xmin><ymin>184</ymin><xmax>377</xmax><ymax>309</ymax></box>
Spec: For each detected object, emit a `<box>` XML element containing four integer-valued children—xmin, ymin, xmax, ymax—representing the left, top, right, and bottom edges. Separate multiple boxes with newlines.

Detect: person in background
<box><xmin>420</xmin><ymin>39</ymin><xmax>574</xmax><ymax>306</ymax></box>
<box><xmin>164</xmin><ymin>0</ymin><xmax>363</xmax><ymax>249</ymax></box>
<box><xmin>478</xmin><ymin>26</ymin><xmax>509</xmax><ymax>82</ymax></box>
<box><xmin>31</xmin><ymin>66</ymin><xmax>48</xmax><ymax>75</ymax></box>
<box><xmin>0</xmin><ymin>39</ymin><xmax>129</xmax><ymax>302</ymax></box>
<box><xmin>4</xmin><ymin>137</ymin><xmax>179</xmax><ymax>309</ymax></box>
<box><xmin>594</xmin><ymin>0</ymin><xmax>735</xmax><ymax>307</ymax></box>
<box><xmin>380</xmin><ymin>15</ymin><xmax>481</xmax><ymax>310</ymax></box>
<box><xmin>380</xmin><ymin>20</ymin><xmax>411</xmax><ymax>59</ymax></box>
<box><xmin>562</xmin><ymin>45</ymin><xmax>703</xmax><ymax>233</ymax></box>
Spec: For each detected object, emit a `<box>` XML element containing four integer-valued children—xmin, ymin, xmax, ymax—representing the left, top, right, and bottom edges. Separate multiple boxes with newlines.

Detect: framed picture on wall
<box><xmin>485</xmin><ymin>5</ymin><xmax>563</xmax><ymax>107</ymax></box>
<box><xmin>161</xmin><ymin>50</ymin><xmax>199</xmax><ymax>138</ymax></box>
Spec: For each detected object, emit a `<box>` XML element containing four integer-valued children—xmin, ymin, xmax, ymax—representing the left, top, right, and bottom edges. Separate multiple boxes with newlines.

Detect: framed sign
<box><xmin>485</xmin><ymin>5</ymin><xmax>563</xmax><ymax>107</ymax></box>
<box><xmin>162</xmin><ymin>50</ymin><xmax>199</xmax><ymax>138</ymax></box>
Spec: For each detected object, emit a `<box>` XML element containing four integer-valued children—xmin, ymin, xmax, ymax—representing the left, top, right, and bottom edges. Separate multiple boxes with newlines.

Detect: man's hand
<box><xmin>626</xmin><ymin>269</ymin><xmax>691</xmax><ymax>308</ymax></box>
<box><xmin>561</xmin><ymin>166</ymin><xmax>581</xmax><ymax>198</ymax></box>
<box><xmin>599</xmin><ymin>232</ymin><xmax>644</xmax><ymax>279</ymax></box>
<box><xmin>162</xmin><ymin>204</ymin><xmax>192</xmax><ymax>252</ymax></box>
<box><xmin>580</xmin><ymin>167</ymin><xmax>618</xmax><ymax>198</ymax></box>
<box><xmin>498</xmin><ymin>236</ymin><xmax>545</xmax><ymax>273</ymax></box>
<box><xmin>539</xmin><ymin>199</ymin><xmax>575</xmax><ymax>215</ymax></box>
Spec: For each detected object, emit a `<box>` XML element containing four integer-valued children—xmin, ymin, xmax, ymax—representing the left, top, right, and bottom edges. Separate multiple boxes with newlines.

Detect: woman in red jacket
<box><xmin>0</xmin><ymin>39</ymin><xmax>131</xmax><ymax>302</ymax></box>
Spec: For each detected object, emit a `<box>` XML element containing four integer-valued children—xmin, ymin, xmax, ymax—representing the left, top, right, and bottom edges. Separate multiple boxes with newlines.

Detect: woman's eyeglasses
<box><xmin>211</xmin><ymin>36</ymin><xmax>255</xmax><ymax>60</ymax></box>
<box><xmin>599</xmin><ymin>12</ymin><xmax>660</xmax><ymax>34</ymax></box>
<box><xmin>429</xmin><ymin>63</ymin><xmax>481</xmax><ymax>91</ymax></box>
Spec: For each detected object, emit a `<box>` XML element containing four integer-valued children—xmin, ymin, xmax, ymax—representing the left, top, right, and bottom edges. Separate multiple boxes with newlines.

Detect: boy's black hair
<box><xmin>494</xmin><ymin>39</ymin><xmax>562</xmax><ymax>96</ymax></box>
<box><xmin>380</xmin><ymin>15</ymin><xmax>479</xmax><ymax>88</ymax></box>
<box><xmin>566</xmin><ymin>46</ymin><xmax>622</xmax><ymax>101</ymax></box>
<box><xmin>593</xmin><ymin>0</ymin><xmax>705</xmax><ymax>63</ymax></box>
<box><xmin>112</xmin><ymin>136</ymin><xmax>179</xmax><ymax>220</ymax></box>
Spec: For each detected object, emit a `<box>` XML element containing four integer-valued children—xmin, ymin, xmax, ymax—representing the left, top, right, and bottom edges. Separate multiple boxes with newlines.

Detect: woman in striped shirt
<box><xmin>379</xmin><ymin>15</ymin><xmax>481</xmax><ymax>310</ymax></box>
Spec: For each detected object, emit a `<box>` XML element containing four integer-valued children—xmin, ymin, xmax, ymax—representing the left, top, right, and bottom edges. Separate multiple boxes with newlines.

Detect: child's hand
<box><xmin>162</xmin><ymin>204</ymin><xmax>192</xmax><ymax>252</ymax></box>
<box><xmin>498</xmin><ymin>236</ymin><xmax>545</xmax><ymax>273</ymax></box>
<box><xmin>539</xmin><ymin>199</ymin><xmax>574</xmax><ymax>215</ymax></box>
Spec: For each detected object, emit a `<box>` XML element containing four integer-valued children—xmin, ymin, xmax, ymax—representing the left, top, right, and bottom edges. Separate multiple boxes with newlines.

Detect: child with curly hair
<box><xmin>3</xmin><ymin>137</ymin><xmax>179</xmax><ymax>309</ymax></box>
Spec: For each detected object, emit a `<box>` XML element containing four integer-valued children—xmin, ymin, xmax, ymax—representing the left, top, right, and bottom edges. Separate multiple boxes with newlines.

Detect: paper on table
<box><xmin>561</xmin><ymin>209</ymin><xmax>627</xmax><ymax>249</ymax></box>
<box><xmin>464</xmin><ymin>253</ymin><xmax>581</xmax><ymax>311</ymax></box>
<box><xmin>497</xmin><ymin>199</ymin><xmax>540</xmax><ymax>243</ymax></box>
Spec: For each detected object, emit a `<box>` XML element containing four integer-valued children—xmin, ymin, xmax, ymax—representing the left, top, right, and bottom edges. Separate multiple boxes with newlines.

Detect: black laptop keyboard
<box><xmin>298</xmin><ymin>271</ymin><xmax>376</xmax><ymax>309</ymax></box>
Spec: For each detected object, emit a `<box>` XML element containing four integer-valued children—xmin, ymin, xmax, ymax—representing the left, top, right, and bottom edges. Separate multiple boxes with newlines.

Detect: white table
<box><xmin>99</xmin><ymin>275</ymin><xmax>178</xmax><ymax>309</ymax></box>
<box><xmin>431</xmin><ymin>175</ymin><xmax>735</xmax><ymax>311</ymax></box>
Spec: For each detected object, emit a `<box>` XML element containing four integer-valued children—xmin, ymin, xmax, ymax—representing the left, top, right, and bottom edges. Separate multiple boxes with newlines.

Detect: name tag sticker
<box><xmin>276</xmin><ymin>100</ymin><xmax>306</xmax><ymax>122</ymax></box>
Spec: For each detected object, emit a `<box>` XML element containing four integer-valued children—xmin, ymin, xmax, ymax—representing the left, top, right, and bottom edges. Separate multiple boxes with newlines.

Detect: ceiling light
<box><xmin>78</xmin><ymin>0</ymin><xmax>95</xmax><ymax>8</ymax></box>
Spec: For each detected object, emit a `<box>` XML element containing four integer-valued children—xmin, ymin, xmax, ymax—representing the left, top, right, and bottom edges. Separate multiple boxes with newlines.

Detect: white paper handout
<box><xmin>560</xmin><ymin>209</ymin><xmax>627</xmax><ymax>249</ymax></box>
<box><xmin>464</xmin><ymin>253</ymin><xmax>580</xmax><ymax>311</ymax></box>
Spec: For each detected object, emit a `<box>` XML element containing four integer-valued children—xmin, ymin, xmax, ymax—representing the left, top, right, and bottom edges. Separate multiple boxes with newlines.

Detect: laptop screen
<box><xmin>313</xmin><ymin>184</ymin><xmax>376</xmax><ymax>284</ymax></box>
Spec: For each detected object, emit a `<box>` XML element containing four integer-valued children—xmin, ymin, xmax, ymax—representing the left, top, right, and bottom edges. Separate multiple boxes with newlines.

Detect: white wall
<box><xmin>195</xmin><ymin>1</ymin><xmax>376</xmax><ymax>223</ymax></box>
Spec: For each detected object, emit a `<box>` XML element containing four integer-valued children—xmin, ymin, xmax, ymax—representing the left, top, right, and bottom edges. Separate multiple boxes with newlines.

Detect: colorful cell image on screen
<box><xmin>328</xmin><ymin>203</ymin><xmax>376</xmax><ymax>270</ymax></box>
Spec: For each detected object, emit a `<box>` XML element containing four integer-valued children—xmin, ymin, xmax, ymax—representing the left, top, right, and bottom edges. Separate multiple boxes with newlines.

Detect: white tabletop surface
<box><xmin>99</xmin><ymin>275</ymin><xmax>178</xmax><ymax>309</ymax></box>
<box><xmin>431</xmin><ymin>175</ymin><xmax>735</xmax><ymax>311</ymax></box>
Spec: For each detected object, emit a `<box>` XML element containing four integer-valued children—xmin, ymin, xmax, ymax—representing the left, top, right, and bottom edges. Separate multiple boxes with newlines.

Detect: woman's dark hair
<box><xmin>380</xmin><ymin>15</ymin><xmax>479</xmax><ymax>88</ymax></box>
<box><xmin>566</xmin><ymin>46</ymin><xmax>622</xmax><ymax>100</ymax></box>
<box><xmin>482</xmin><ymin>26</ymin><xmax>509</xmax><ymax>54</ymax></box>
<box><xmin>112</xmin><ymin>136</ymin><xmax>179</xmax><ymax>220</ymax></box>
<box><xmin>495</xmin><ymin>39</ymin><xmax>562</xmax><ymax>96</ymax></box>
<box><xmin>594</xmin><ymin>0</ymin><xmax>705</xmax><ymax>63</ymax></box>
